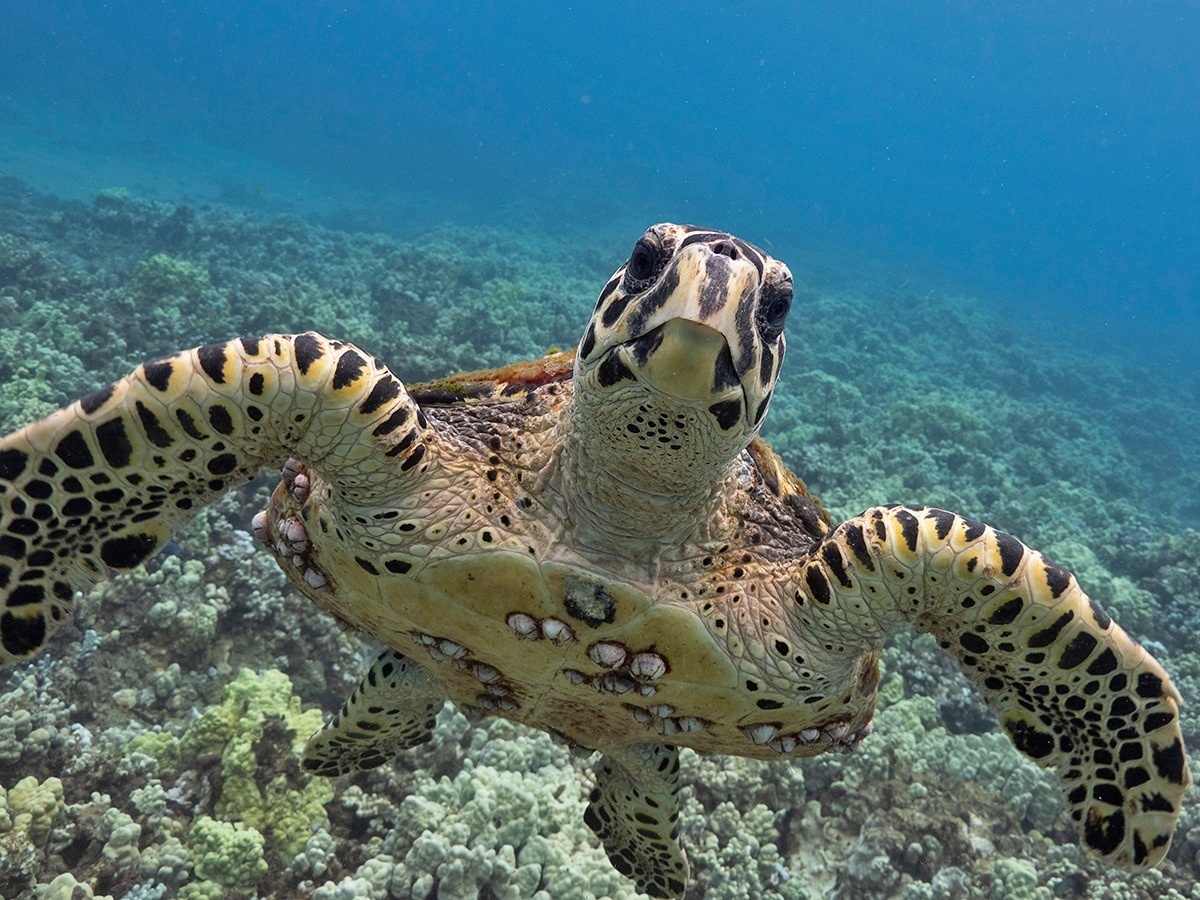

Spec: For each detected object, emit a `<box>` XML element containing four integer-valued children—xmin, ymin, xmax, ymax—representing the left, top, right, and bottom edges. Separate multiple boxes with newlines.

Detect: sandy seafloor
<box><xmin>0</xmin><ymin>165</ymin><xmax>1197</xmax><ymax>900</ymax></box>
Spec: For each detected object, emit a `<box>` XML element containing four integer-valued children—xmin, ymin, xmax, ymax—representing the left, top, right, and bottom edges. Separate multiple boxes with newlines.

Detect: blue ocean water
<box><xmin>1</xmin><ymin>1</ymin><xmax>1196</xmax><ymax>368</ymax></box>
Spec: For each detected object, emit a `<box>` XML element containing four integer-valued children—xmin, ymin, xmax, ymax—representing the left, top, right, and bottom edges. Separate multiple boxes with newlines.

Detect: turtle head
<box><xmin>572</xmin><ymin>223</ymin><xmax>792</xmax><ymax>497</ymax></box>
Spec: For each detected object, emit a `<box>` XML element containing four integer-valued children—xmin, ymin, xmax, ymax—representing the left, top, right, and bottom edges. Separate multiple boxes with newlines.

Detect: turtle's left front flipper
<box><xmin>0</xmin><ymin>333</ymin><xmax>431</xmax><ymax>667</ymax></box>
<box><xmin>800</xmin><ymin>505</ymin><xmax>1190</xmax><ymax>870</ymax></box>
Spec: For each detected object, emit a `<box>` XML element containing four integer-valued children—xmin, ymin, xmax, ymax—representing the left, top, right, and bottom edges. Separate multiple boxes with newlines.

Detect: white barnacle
<box><xmin>412</xmin><ymin>632</ymin><xmax>438</xmax><ymax>646</ymax></box>
<box><xmin>629</xmin><ymin>706</ymin><xmax>653</xmax><ymax>726</ymax></box>
<box><xmin>825</xmin><ymin>722</ymin><xmax>849</xmax><ymax>741</ymax></box>
<box><xmin>437</xmin><ymin>639</ymin><xmax>467</xmax><ymax>659</ymax></box>
<box><xmin>741</xmin><ymin>723</ymin><xmax>778</xmax><ymax>744</ymax></box>
<box><xmin>541</xmin><ymin>617</ymin><xmax>576</xmax><ymax>645</ymax></box>
<box><xmin>290</xmin><ymin>472</ymin><xmax>310</xmax><ymax>501</ymax></box>
<box><xmin>563</xmin><ymin>669</ymin><xmax>587</xmax><ymax>685</ymax></box>
<box><xmin>629</xmin><ymin>652</ymin><xmax>667</xmax><ymax>681</ymax></box>
<box><xmin>303</xmin><ymin>567</ymin><xmax>329</xmax><ymax>592</ymax></box>
<box><xmin>799</xmin><ymin>728</ymin><xmax>821</xmax><ymax>743</ymax></box>
<box><xmin>282</xmin><ymin>458</ymin><xmax>310</xmax><ymax>500</ymax></box>
<box><xmin>597</xmin><ymin>674</ymin><xmax>635</xmax><ymax>694</ymax></box>
<box><xmin>506</xmin><ymin>612</ymin><xmax>540</xmax><ymax>640</ymax></box>
<box><xmin>647</xmin><ymin>704</ymin><xmax>674</xmax><ymax>718</ymax></box>
<box><xmin>770</xmin><ymin>734</ymin><xmax>797</xmax><ymax>754</ymax></box>
<box><xmin>588</xmin><ymin>641</ymin><xmax>629</xmax><ymax>669</ymax></box>
<box><xmin>678</xmin><ymin>716</ymin><xmax>705</xmax><ymax>733</ymax></box>
<box><xmin>281</xmin><ymin>518</ymin><xmax>307</xmax><ymax>545</ymax></box>
<box><xmin>472</xmin><ymin>663</ymin><xmax>501</xmax><ymax>684</ymax></box>
<box><xmin>250</xmin><ymin>510</ymin><xmax>267</xmax><ymax>541</ymax></box>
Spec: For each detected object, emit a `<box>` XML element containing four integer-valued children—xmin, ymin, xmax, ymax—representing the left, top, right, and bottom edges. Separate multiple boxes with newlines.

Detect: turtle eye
<box><xmin>623</xmin><ymin>237</ymin><xmax>665</xmax><ymax>292</ymax></box>
<box><xmin>756</xmin><ymin>281</ymin><xmax>792</xmax><ymax>340</ymax></box>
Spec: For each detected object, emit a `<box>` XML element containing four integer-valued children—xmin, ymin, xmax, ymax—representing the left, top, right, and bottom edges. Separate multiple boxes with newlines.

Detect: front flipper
<box><xmin>302</xmin><ymin>650</ymin><xmax>443</xmax><ymax>776</ymax></box>
<box><xmin>800</xmin><ymin>505</ymin><xmax>1190</xmax><ymax>869</ymax></box>
<box><xmin>0</xmin><ymin>333</ymin><xmax>432</xmax><ymax>666</ymax></box>
<box><xmin>585</xmin><ymin>744</ymin><xmax>688</xmax><ymax>900</ymax></box>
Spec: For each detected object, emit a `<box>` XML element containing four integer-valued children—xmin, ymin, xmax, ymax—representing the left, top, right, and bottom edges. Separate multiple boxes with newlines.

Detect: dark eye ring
<box><xmin>756</xmin><ymin>282</ymin><xmax>792</xmax><ymax>339</ymax></box>
<box><xmin>623</xmin><ymin>237</ymin><xmax>664</xmax><ymax>291</ymax></box>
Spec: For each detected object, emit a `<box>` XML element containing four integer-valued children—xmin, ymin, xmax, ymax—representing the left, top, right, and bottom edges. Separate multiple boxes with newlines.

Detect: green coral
<box><xmin>127</xmin><ymin>253</ymin><xmax>211</xmax><ymax>301</ymax></box>
<box><xmin>125</xmin><ymin>731</ymin><xmax>182</xmax><ymax>771</ymax></box>
<box><xmin>185</xmin><ymin>815</ymin><xmax>267</xmax><ymax>892</ymax></box>
<box><xmin>0</xmin><ymin>311</ymin><xmax>90</xmax><ymax>427</ymax></box>
<box><xmin>4</xmin><ymin>775</ymin><xmax>65</xmax><ymax>847</ymax></box>
<box><xmin>33</xmin><ymin>872</ymin><xmax>115</xmax><ymax>900</ymax></box>
<box><xmin>990</xmin><ymin>856</ymin><xmax>1051</xmax><ymax>899</ymax></box>
<box><xmin>96</xmin><ymin>807</ymin><xmax>142</xmax><ymax>868</ymax></box>
<box><xmin>325</xmin><ymin>709</ymin><xmax>641</xmax><ymax>899</ymax></box>
<box><xmin>0</xmin><ymin>233</ymin><xmax>54</xmax><ymax>288</ymax></box>
<box><xmin>883</xmin><ymin>395</ymin><xmax>991</xmax><ymax>452</ymax></box>
<box><xmin>179</xmin><ymin>668</ymin><xmax>331</xmax><ymax>859</ymax></box>
<box><xmin>91</xmin><ymin>554</ymin><xmax>231</xmax><ymax>666</ymax></box>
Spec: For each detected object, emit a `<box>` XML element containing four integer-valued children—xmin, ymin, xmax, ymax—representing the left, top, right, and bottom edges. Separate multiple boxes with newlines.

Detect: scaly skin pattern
<box><xmin>798</xmin><ymin>505</ymin><xmax>1189</xmax><ymax>870</ymax></box>
<box><xmin>0</xmin><ymin>224</ymin><xmax>1189</xmax><ymax>898</ymax></box>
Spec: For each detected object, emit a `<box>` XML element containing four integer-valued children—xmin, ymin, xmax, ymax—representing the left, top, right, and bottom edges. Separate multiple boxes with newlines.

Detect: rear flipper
<box><xmin>302</xmin><ymin>650</ymin><xmax>443</xmax><ymax>775</ymax></box>
<box><xmin>585</xmin><ymin>744</ymin><xmax>688</xmax><ymax>900</ymax></box>
<box><xmin>801</xmin><ymin>505</ymin><xmax>1190</xmax><ymax>869</ymax></box>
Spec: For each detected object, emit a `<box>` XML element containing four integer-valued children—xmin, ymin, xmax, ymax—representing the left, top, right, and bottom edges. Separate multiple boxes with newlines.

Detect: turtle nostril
<box><xmin>711</xmin><ymin>239</ymin><xmax>739</xmax><ymax>261</ymax></box>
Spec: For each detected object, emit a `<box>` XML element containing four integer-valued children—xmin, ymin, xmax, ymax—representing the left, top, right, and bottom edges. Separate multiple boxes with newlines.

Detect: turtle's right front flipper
<box><xmin>0</xmin><ymin>333</ymin><xmax>431</xmax><ymax>666</ymax></box>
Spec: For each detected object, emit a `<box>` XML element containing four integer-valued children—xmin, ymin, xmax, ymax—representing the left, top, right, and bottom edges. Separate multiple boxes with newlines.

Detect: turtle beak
<box><xmin>625</xmin><ymin>318</ymin><xmax>742</xmax><ymax>407</ymax></box>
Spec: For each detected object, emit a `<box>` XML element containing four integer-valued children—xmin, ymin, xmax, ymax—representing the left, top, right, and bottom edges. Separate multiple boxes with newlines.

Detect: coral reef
<box><xmin>0</xmin><ymin>175</ymin><xmax>1196</xmax><ymax>898</ymax></box>
<box><xmin>179</xmin><ymin>668</ymin><xmax>332</xmax><ymax>860</ymax></box>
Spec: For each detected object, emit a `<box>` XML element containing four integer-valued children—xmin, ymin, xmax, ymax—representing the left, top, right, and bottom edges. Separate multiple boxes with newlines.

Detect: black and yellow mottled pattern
<box><xmin>0</xmin><ymin>332</ymin><xmax>429</xmax><ymax>665</ymax></box>
<box><xmin>799</xmin><ymin>504</ymin><xmax>1190</xmax><ymax>869</ymax></box>
<box><xmin>302</xmin><ymin>649</ymin><xmax>443</xmax><ymax>775</ymax></box>
<box><xmin>585</xmin><ymin>744</ymin><xmax>688</xmax><ymax>899</ymax></box>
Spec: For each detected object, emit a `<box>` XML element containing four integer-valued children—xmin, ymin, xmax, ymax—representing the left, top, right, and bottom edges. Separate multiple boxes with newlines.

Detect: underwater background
<box><xmin>0</xmin><ymin>2</ymin><xmax>1197</xmax><ymax>898</ymax></box>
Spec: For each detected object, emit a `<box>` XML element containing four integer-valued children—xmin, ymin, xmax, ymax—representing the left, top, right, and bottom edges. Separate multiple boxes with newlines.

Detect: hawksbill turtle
<box><xmin>0</xmin><ymin>223</ymin><xmax>1190</xmax><ymax>897</ymax></box>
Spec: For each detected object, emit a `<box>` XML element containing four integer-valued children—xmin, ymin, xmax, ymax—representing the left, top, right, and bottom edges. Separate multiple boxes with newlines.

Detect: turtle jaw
<box><xmin>620</xmin><ymin>318</ymin><xmax>744</xmax><ymax>409</ymax></box>
<box><xmin>567</xmin><ymin>295</ymin><xmax>764</xmax><ymax>511</ymax></box>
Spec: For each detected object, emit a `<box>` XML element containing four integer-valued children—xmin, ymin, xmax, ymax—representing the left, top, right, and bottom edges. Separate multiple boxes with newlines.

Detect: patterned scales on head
<box><xmin>0</xmin><ymin>224</ymin><xmax>1190</xmax><ymax>898</ymax></box>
